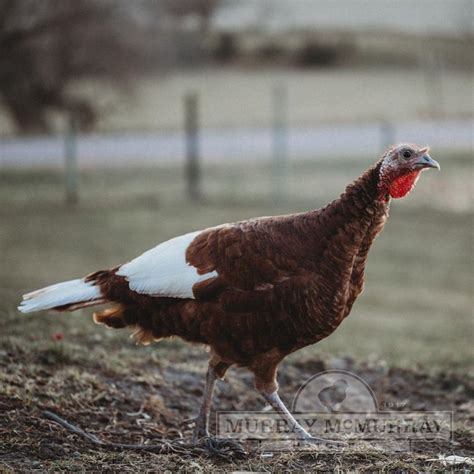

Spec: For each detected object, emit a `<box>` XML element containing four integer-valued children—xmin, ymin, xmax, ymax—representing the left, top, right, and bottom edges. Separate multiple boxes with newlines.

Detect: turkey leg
<box><xmin>254</xmin><ymin>361</ymin><xmax>345</xmax><ymax>447</ymax></box>
<box><xmin>261</xmin><ymin>390</ymin><xmax>342</xmax><ymax>445</ymax></box>
<box><xmin>192</xmin><ymin>357</ymin><xmax>231</xmax><ymax>442</ymax></box>
<box><xmin>193</xmin><ymin>365</ymin><xmax>218</xmax><ymax>441</ymax></box>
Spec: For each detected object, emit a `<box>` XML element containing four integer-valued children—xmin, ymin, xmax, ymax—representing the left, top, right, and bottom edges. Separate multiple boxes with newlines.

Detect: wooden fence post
<box><xmin>380</xmin><ymin>119</ymin><xmax>395</xmax><ymax>151</ymax></box>
<box><xmin>64</xmin><ymin>112</ymin><xmax>78</xmax><ymax>206</ymax></box>
<box><xmin>184</xmin><ymin>92</ymin><xmax>200</xmax><ymax>201</ymax></box>
<box><xmin>272</xmin><ymin>84</ymin><xmax>288</xmax><ymax>203</ymax></box>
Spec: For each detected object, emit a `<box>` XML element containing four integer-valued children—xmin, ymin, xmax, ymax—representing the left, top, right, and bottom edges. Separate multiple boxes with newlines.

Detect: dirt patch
<box><xmin>1</xmin><ymin>341</ymin><xmax>472</xmax><ymax>471</ymax></box>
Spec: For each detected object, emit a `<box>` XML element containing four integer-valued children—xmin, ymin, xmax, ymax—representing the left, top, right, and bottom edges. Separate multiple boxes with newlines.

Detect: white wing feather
<box><xmin>117</xmin><ymin>230</ymin><xmax>216</xmax><ymax>299</ymax></box>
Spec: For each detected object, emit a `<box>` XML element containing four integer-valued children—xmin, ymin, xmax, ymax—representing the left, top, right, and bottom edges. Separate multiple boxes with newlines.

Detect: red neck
<box><xmin>388</xmin><ymin>170</ymin><xmax>421</xmax><ymax>199</ymax></box>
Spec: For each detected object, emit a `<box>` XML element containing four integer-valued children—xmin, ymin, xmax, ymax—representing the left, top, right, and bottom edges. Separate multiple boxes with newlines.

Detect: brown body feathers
<box><xmin>92</xmin><ymin>161</ymin><xmax>389</xmax><ymax>379</ymax></box>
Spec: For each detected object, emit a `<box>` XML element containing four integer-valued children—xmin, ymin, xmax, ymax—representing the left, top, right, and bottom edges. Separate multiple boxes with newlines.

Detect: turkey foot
<box><xmin>199</xmin><ymin>436</ymin><xmax>247</xmax><ymax>459</ymax></box>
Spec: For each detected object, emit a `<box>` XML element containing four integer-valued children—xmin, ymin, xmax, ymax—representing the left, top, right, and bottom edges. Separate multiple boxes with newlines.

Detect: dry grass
<box><xmin>0</xmin><ymin>153</ymin><xmax>472</xmax><ymax>470</ymax></box>
<box><xmin>1</xmin><ymin>333</ymin><xmax>473</xmax><ymax>471</ymax></box>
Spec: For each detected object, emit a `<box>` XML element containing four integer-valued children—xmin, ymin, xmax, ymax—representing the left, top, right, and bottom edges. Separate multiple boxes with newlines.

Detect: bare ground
<box><xmin>1</xmin><ymin>331</ymin><xmax>473</xmax><ymax>471</ymax></box>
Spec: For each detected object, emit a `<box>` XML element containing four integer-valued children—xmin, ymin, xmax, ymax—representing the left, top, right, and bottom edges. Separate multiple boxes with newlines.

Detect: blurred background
<box><xmin>0</xmin><ymin>0</ymin><xmax>472</xmax><ymax>370</ymax></box>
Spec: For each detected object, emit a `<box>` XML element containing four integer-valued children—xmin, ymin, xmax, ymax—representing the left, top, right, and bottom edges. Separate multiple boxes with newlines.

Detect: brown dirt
<box><xmin>1</xmin><ymin>338</ymin><xmax>473</xmax><ymax>472</ymax></box>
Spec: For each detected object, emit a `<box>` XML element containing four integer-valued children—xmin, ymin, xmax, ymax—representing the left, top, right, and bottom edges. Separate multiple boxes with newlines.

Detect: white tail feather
<box><xmin>18</xmin><ymin>279</ymin><xmax>102</xmax><ymax>313</ymax></box>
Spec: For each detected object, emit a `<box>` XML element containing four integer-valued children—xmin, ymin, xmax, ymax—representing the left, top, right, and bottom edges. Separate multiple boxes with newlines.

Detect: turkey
<box><xmin>19</xmin><ymin>144</ymin><xmax>439</xmax><ymax>445</ymax></box>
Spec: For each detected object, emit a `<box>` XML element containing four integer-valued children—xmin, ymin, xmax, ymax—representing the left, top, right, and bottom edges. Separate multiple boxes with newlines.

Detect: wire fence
<box><xmin>0</xmin><ymin>86</ymin><xmax>472</xmax><ymax>205</ymax></box>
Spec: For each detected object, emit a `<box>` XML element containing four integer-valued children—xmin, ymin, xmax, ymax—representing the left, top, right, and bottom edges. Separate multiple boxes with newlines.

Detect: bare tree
<box><xmin>0</xmin><ymin>0</ymin><xmax>220</xmax><ymax>134</ymax></box>
<box><xmin>0</xmin><ymin>0</ymin><xmax>142</xmax><ymax>133</ymax></box>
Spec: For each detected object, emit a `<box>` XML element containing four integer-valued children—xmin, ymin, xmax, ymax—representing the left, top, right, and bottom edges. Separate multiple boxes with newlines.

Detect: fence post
<box><xmin>420</xmin><ymin>47</ymin><xmax>444</xmax><ymax>118</ymax></box>
<box><xmin>272</xmin><ymin>84</ymin><xmax>288</xmax><ymax>203</ymax></box>
<box><xmin>380</xmin><ymin>119</ymin><xmax>395</xmax><ymax>152</ymax></box>
<box><xmin>64</xmin><ymin>112</ymin><xmax>78</xmax><ymax>206</ymax></box>
<box><xmin>184</xmin><ymin>92</ymin><xmax>200</xmax><ymax>201</ymax></box>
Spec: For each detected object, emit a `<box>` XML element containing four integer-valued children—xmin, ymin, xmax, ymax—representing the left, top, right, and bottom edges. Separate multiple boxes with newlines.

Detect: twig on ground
<box><xmin>42</xmin><ymin>410</ymin><xmax>247</xmax><ymax>460</ymax></box>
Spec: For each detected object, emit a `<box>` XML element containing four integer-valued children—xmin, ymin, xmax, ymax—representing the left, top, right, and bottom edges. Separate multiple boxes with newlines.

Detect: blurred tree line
<box><xmin>0</xmin><ymin>0</ymin><xmax>218</xmax><ymax>134</ymax></box>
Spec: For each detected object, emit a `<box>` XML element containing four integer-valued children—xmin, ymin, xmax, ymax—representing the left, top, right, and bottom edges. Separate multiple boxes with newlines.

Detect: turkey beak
<box><xmin>413</xmin><ymin>153</ymin><xmax>440</xmax><ymax>171</ymax></box>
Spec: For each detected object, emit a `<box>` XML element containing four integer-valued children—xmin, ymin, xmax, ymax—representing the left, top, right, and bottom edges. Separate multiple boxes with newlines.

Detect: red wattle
<box><xmin>389</xmin><ymin>171</ymin><xmax>421</xmax><ymax>198</ymax></box>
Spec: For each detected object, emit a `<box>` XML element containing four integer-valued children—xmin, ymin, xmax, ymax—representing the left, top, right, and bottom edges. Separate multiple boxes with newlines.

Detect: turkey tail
<box><xmin>18</xmin><ymin>278</ymin><xmax>105</xmax><ymax>313</ymax></box>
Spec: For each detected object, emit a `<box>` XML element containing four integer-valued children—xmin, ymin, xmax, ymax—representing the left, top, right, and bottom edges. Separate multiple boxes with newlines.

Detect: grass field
<box><xmin>0</xmin><ymin>67</ymin><xmax>472</xmax><ymax>136</ymax></box>
<box><xmin>1</xmin><ymin>153</ymin><xmax>472</xmax><ymax>470</ymax></box>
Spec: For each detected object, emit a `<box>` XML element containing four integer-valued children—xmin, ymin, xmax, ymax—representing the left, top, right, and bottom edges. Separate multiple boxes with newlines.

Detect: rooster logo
<box><xmin>317</xmin><ymin>379</ymin><xmax>348</xmax><ymax>413</ymax></box>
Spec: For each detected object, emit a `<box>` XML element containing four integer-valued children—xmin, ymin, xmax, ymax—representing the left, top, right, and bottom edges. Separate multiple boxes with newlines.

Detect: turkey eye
<box><xmin>402</xmin><ymin>150</ymin><xmax>412</xmax><ymax>159</ymax></box>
